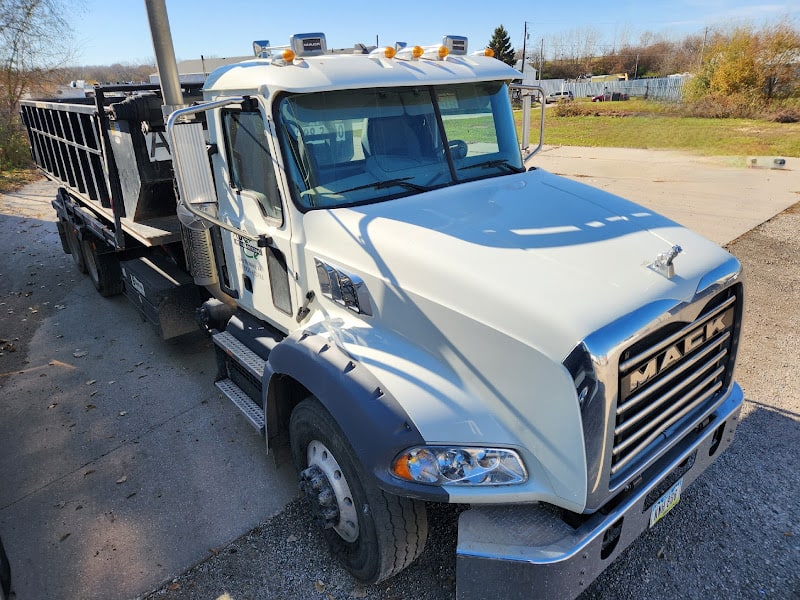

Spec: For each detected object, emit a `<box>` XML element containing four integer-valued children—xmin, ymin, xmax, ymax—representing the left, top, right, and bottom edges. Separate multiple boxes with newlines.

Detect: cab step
<box><xmin>212</xmin><ymin>330</ymin><xmax>266</xmax><ymax>378</ymax></box>
<box><xmin>212</xmin><ymin>330</ymin><xmax>269</xmax><ymax>433</ymax></box>
<box><xmin>214</xmin><ymin>377</ymin><xmax>265</xmax><ymax>433</ymax></box>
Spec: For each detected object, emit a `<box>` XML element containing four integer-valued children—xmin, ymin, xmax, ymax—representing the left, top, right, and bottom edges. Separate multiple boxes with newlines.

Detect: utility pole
<box><xmin>539</xmin><ymin>38</ymin><xmax>544</xmax><ymax>82</ymax></box>
<box><xmin>520</xmin><ymin>21</ymin><xmax>528</xmax><ymax>75</ymax></box>
<box><xmin>699</xmin><ymin>27</ymin><xmax>709</xmax><ymax>66</ymax></box>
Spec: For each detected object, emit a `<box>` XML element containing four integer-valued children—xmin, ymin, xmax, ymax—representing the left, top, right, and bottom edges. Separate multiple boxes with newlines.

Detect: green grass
<box><xmin>442</xmin><ymin>115</ymin><xmax>498</xmax><ymax>144</ymax></box>
<box><xmin>516</xmin><ymin>101</ymin><xmax>800</xmax><ymax>157</ymax></box>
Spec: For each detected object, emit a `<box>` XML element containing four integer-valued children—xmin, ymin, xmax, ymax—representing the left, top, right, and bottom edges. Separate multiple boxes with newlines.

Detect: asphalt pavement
<box><xmin>0</xmin><ymin>147</ymin><xmax>798</xmax><ymax>600</ymax></box>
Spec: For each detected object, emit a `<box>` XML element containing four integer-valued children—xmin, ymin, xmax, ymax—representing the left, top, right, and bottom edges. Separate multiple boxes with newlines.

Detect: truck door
<box><xmin>213</xmin><ymin>101</ymin><xmax>296</xmax><ymax>332</ymax></box>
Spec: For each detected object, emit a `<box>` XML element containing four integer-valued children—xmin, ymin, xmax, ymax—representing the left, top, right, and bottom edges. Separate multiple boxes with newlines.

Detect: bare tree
<box><xmin>761</xmin><ymin>19</ymin><xmax>800</xmax><ymax>100</ymax></box>
<box><xmin>0</xmin><ymin>0</ymin><xmax>76</xmax><ymax>167</ymax></box>
<box><xmin>545</xmin><ymin>27</ymin><xmax>603</xmax><ymax>78</ymax></box>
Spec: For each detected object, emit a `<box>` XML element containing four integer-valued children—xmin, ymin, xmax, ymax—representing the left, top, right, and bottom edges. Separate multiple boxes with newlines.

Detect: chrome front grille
<box><xmin>612</xmin><ymin>290</ymin><xmax>739</xmax><ymax>482</ymax></box>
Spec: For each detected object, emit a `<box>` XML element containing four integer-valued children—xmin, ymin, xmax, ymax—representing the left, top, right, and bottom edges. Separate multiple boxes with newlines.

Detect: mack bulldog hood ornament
<box><xmin>650</xmin><ymin>244</ymin><xmax>683</xmax><ymax>279</ymax></box>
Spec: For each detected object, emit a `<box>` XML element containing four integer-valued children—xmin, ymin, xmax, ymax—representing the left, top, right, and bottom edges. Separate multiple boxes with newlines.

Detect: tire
<box><xmin>63</xmin><ymin>220</ymin><xmax>87</xmax><ymax>274</ymax></box>
<box><xmin>0</xmin><ymin>535</ymin><xmax>10</xmax><ymax>600</ymax></box>
<box><xmin>81</xmin><ymin>238</ymin><xmax>124</xmax><ymax>297</ymax></box>
<box><xmin>290</xmin><ymin>398</ymin><xmax>428</xmax><ymax>584</ymax></box>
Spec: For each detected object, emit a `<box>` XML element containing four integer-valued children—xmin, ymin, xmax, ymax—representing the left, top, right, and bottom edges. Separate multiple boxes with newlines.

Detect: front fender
<box><xmin>265</xmin><ymin>328</ymin><xmax>447</xmax><ymax>501</ymax></box>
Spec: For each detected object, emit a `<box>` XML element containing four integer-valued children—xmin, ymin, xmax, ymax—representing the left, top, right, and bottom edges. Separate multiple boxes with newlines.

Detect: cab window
<box><xmin>222</xmin><ymin>108</ymin><xmax>283</xmax><ymax>221</ymax></box>
<box><xmin>276</xmin><ymin>82</ymin><xmax>523</xmax><ymax>211</ymax></box>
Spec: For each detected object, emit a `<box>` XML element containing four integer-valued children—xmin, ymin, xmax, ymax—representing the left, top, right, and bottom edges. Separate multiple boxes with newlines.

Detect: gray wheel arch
<box><xmin>264</xmin><ymin>329</ymin><xmax>442</xmax><ymax>498</ymax></box>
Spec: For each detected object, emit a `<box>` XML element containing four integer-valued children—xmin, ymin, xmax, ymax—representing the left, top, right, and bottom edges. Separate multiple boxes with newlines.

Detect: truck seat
<box><xmin>364</xmin><ymin>116</ymin><xmax>424</xmax><ymax>159</ymax></box>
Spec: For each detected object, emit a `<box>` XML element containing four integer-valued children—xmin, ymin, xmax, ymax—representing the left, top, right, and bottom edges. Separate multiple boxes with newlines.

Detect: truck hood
<box><xmin>301</xmin><ymin>169</ymin><xmax>735</xmax><ymax>507</ymax></box>
<box><xmin>304</xmin><ymin>169</ymin><xmax>732</xmax><ymax>362</ymax></box>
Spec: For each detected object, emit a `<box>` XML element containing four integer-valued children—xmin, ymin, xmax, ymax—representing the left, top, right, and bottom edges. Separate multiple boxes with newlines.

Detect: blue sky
<box><xmin>72</xmin><ymin>0</ymin><xmax>798</xmax><ymax>66</ymax></box>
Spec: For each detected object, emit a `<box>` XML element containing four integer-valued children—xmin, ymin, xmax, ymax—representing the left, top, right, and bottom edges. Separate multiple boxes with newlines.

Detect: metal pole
<box><xmin>699</xmin><ymin>27</ymin><xmax>709</xmax><ymax>67</ymax></box>
<box><xmin>143</xmin><ymin>0</ymin><xmax>184</xmax><ymax>111</ymax></box>
<box><xmin>539</xmin><ymin>38</ymin><xmax>544</xmax><ymax>83</ymax></box>
<box><xmin>521</xmin><ymin>93</ymin><xmax>531</xmax><ymax>149</ymax></box>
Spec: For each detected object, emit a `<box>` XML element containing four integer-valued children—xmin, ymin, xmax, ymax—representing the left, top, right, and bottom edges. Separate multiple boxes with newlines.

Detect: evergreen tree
<box><xmin>488</xmin><ymin>25</ymin><xmax>516</xmax><ymax>67</ymax></box>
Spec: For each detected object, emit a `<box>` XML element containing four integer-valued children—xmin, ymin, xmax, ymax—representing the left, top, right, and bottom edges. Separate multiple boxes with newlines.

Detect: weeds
<box><xmin>0</xmin><ymin>167</ymin><xmax>41</xmax><ymax>194</ymax></box>
<box><xmin>0</xmin><ymin>121</ymin><xmax>33</xmax><ymax>171</ymax></box>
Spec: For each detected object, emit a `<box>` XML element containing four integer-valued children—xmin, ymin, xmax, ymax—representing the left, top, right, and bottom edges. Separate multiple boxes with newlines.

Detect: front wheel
<box><xmin>290</xmin><ymin>398</ymin><xmax>428</xmax><ymax>584</ymax></box>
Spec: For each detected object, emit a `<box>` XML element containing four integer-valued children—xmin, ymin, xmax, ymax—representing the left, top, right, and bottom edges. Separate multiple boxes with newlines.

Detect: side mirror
<box><xmin>511</xmin><ymin>85</ymin><xmax>545</xmax><ymax>161</ymax></box>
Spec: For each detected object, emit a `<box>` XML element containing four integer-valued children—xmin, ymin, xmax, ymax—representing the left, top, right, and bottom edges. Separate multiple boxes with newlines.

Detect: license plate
<box><xmin>649</xmin><ymin>478</ymin><xmax>682</xmax><ymax>528</ymax></box>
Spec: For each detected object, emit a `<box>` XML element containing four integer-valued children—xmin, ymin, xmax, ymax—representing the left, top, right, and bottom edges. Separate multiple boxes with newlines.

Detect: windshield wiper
<box><xmin>459</xmin><ymin>159</ymin><xmax>525</xmax><ymax>174</ymax></box>
<box><xmin>335</xmin><ymin>177</ymin><xmax>431</xmax><ymax>195</ymax></box>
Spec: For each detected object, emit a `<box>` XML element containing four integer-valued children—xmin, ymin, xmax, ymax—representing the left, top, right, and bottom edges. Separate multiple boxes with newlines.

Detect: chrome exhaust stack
<box><xmin>143</xmin><ymin>0</ymin><xmax>185</xmax><ymax>117</ymax></box>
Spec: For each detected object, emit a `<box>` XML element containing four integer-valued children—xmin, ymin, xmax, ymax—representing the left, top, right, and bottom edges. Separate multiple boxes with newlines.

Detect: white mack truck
<box><xmin>19</xmin><ymin>2</ymin><xmax>744</xmax><ymax>598</ymax></box>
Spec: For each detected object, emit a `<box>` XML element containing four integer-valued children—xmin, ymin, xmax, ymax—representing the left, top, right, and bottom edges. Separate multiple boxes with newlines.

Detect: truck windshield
<box><xmin>276</xmin><ymin>81</ymin><xmax>523</xmax><ymax>210</ymax></box>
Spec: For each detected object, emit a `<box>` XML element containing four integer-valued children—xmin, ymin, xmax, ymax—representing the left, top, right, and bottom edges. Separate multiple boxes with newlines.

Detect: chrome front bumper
<box><xmin>455</xmin><ymin>383</ymin><xmax>743</xmax><ymax>600</ymax></box>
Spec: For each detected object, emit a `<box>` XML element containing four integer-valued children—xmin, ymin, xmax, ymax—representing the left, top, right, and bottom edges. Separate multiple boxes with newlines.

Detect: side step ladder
<box><xmin>212</xmin><ymin>330</ymin><xmax>266</xmax><ymax>434</ymax></box>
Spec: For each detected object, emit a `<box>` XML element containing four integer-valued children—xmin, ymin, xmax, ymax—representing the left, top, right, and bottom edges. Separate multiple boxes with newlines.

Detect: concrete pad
<box><xmin>0</xmin><ymin>183</ymin><xmax>297</xmax><ymax>599</ymax></box>
<box><xmin>529</xmin><ymin>146</ymin><xmax>800</xmax><ymax>245</ymax></box>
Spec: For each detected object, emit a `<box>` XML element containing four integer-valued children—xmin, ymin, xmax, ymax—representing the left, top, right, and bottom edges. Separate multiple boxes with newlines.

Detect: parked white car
<box><xmin>545</xmin><ymin>90</ymin><xmax>574</xmax><ymax>103</ymax></box>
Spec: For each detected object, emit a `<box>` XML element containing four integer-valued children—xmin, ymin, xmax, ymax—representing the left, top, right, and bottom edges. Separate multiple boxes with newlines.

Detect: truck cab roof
<box><xmin>202</xmin><ymin>52</ymin><xmax>521</xmax><ymax>98</ymax></box>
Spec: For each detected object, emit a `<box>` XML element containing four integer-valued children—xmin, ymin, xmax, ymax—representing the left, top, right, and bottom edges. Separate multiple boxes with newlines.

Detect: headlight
<box><xmin>391</xmin><ymin>446</ymin><xmax>527</xmax><ymax>486</ymax></box>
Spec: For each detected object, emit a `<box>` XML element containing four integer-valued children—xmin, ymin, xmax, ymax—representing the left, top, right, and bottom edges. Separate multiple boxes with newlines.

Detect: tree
<box><xmin>761</xmin><ymin>20</ymin><xmax>800</xmax><ymax>100</ymax></box>
<box><xmin>685</xmin><ymin>20</ymin><xmax>800</xmax><ymax>107</ymax></box>
<box><xmin>0</xmin><ymin>0</ymin><xmax>76</xmax><ymax>168</ymax></box>
<box><xmin>488</xmin><ymin>25</ymin><xmax>515</xmax><ymax>67</ymax></box>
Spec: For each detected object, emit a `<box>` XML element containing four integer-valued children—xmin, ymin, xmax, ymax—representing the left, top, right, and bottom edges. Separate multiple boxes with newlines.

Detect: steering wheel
<box><xmin>448</xmin><ymin>139</ymin><xmax>468</xmax><ymax>160</ymax></box>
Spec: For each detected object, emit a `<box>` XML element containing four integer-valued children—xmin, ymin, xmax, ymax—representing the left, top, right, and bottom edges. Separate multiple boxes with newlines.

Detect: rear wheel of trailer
<box><xmin>81</xmin><ymin>238</ymin><xmax>124</xmax><ymax>297</ymax></box>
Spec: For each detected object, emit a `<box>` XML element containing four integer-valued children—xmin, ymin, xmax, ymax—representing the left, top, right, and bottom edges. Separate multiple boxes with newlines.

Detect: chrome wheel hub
<box><xmin>300</xmin><ymin>439</ymin><xmax>359</xmax><ymax>542</ymax></box>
